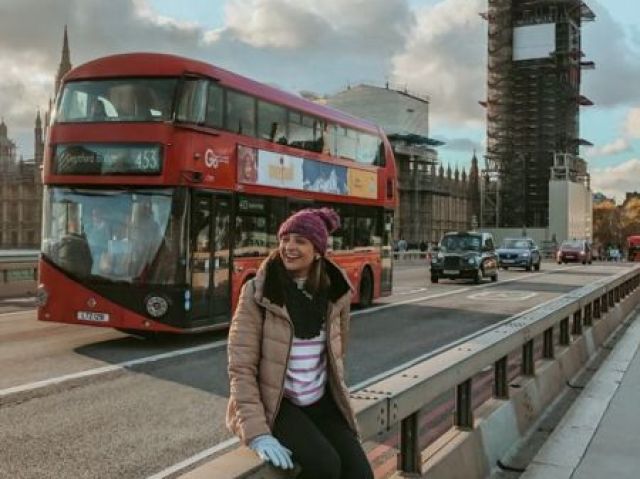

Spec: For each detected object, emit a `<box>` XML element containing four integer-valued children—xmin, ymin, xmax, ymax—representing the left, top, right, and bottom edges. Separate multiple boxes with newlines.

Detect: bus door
<box><xmin>190</xmin><ymin>192</ymin><xmax>232</xmax><ymax>323</ymax></box>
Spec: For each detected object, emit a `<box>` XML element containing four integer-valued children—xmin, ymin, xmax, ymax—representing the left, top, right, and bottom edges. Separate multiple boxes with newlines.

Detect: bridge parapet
<box><xmin>0</xmin><ymin>253</ymin><xmax>38</xmax><ymax>299</ymax></box>
<box><xmin>181</xmin><ymin>266</ymin><xmax>640</xmax><ymax>478</ymax></box>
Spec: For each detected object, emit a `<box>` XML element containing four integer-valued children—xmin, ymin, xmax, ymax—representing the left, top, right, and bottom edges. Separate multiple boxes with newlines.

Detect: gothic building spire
<box><xmin>54</xmin><ymin>25</ymin><xmax>72</xmax><ymax>98</ymax></box>
<box><xmin>34</xmin><ymin>110</ymin><xmax>44</xmax><ymax>164</ymax></box>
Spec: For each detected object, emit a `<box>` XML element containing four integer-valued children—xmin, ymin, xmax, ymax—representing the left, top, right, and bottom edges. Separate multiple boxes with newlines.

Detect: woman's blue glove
<box><xmin>249</xmin><ymin>434</ymin><xmax>294</xmax><ymax>469</ymax></box>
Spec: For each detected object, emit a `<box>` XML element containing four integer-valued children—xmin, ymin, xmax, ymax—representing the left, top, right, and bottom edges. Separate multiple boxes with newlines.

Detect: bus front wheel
<box><xmin>358</xmin><ymin>268</ymin><xmax>374</xmax><ymax>308</ymax></box>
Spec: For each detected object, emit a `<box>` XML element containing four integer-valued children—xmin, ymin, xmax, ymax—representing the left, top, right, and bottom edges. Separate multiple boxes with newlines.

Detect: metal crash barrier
<box><xmin>0</xmin><ymin>252</ymin><xmax>38</xmax><ymax>299</ymax></box>
<box><xmin>181</xmin><ymin>266</ymin><xmax>640</xmax><ymax>479</ymax></box>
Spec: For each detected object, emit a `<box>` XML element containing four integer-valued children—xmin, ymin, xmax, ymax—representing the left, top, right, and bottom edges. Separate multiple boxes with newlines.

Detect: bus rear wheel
<box><xmin>358</xmin><ymin>267</ymin><xmax>374</xmax><ymax>308</ymax></box>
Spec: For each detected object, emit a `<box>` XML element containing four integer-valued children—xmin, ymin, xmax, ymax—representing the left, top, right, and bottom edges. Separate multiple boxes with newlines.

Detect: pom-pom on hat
<box><xmin>277</xmin><ymin>208</ymin><xmax>340</xmax><ymax>255</ymax></box>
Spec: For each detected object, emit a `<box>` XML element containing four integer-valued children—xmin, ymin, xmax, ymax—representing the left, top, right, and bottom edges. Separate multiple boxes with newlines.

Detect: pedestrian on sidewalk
<box><xmin>226</xmin><ymin>207</ymin><xmax>373</xmax><ymax>479</ymax></box>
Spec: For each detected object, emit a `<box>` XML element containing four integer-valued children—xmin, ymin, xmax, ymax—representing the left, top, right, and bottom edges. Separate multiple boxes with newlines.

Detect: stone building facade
<box><xmin>0</xmin><ymin>28</ymin><xmax>70</xmax><ymax>249</ymax></box>
<box><xmin>324</xmin><ymin>84</ymin><xmax>480</xmax><ymax>246</ymax></box>
<box><xmin>0</xmin><ymin>118</ymin><xmax>43</xmax><ymax>248</ymax></box>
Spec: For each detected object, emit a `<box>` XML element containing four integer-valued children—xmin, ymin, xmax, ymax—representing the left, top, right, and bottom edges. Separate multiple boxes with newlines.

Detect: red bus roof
<box><xmin>628</xmin><ymin>235</ymin><xmax>640</xmax><ymax>245</ymax></box>
<box><xmin>64</xmin><ymin>52</ymin><xmax>380</xmax><ymax>134</ymax></box>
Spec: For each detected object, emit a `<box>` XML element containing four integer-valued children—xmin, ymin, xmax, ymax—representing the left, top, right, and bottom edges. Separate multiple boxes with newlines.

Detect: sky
<box><xmin>0</xmin><ymin>0</ymin><xmax>639</xmax><ymax>202</ymax></box>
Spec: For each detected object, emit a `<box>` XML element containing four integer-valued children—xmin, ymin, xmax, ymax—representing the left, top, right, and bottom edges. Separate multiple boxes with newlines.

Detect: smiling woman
<box><xmin>227</xmin><ymin>207</ymin><xmax>375</xmax><ymax>478</ymax></box>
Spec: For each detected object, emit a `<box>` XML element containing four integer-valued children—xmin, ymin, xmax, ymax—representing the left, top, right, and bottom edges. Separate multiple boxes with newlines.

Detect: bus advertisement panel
<box><xmin>37</xmin><ymin>53</ymin><xmax>397</xmax><ymax>335</ymax></box>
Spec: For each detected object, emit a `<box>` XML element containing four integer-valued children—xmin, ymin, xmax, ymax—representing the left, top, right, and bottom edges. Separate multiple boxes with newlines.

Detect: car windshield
<box><xmin>561</xmin><ymin>240</ymin><xmax>583</xmax><ymax>250</ymax></box>
<box><xmin>56</xmin><ymin>78</ymin><xmax>178</xmax><ymax>123</ymax></box>
<box><xmin>501</xmin><ymin>239</ymin><xmax>531</xmax><ymax>249</ymax></box>
<box><xmin>440</xmin><ymin>234</ymin><xmax>481</xmax><ymax>252</ymax></box>
<box><xmin>42</xmin><ymin>187</ymin><xmax>187</xmax><ymax>284</ymax></box>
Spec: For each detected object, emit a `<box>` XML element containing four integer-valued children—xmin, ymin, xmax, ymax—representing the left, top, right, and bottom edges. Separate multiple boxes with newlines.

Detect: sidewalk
<box><xmin>522</xmin><ymin>313</ymin><xmax>640</xmax><ymax>479</ymax></box>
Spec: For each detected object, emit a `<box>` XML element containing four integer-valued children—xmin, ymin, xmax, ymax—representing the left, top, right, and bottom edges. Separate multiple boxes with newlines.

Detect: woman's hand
<box><xmin>249</xmin><ymin>434</ymin><xmax>294</xmax><ymax>469</ymax></box>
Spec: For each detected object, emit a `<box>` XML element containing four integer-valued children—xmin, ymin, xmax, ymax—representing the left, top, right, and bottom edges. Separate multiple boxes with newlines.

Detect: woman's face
<box><xmin>279</xmin><ymin>233</ymin><xmax>316</xmax><ymax>278</ymax></box>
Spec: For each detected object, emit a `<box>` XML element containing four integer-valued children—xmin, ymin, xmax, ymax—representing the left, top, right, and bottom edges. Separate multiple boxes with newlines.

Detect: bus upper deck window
<box><xmin>205</xmin><ymin>83</ymin><xmax>223</xmax><ymax>128</ymax></box>
<box><xmin>177</xmin><ymin>78</ymin><xmax>207</xmax><ymax>124</ymax></box>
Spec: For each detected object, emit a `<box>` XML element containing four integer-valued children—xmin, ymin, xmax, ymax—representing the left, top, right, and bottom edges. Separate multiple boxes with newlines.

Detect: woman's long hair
<box><xmin>268</xmin><ymin>249</ymin><xmax>330</xmax><ymax>295</ymax></box>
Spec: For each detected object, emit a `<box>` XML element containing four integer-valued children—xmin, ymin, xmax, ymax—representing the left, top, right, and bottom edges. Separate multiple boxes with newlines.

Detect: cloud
<box><xmin>584</xmin><ymin>137</ymin><xmax>632</xmax><ymax>158</ymax></box>
<box><xmin>0</xmin><ymin>0</ymin><xmax>414</xmax><ymax>158</ymax></box>
<box><xmin>391</xmin><ymin>0</ymin><xmax>486</xmax><ymax>126</ymax></box>
<box><xmin>437</xmin><ymin>137</ymin><xmax>482</xmax><ymax>152</ymax></box>
<box><xmin>591</xmin><ymin>158</ymin><xmax>640</xmax><ymax>203</ymax></box>
<box><xmin>582</xmin><ymin>1</ymin><xmax>640</xmax><ymax>108</ymax></box>
<box><xmin>625</xmin><ymin>107</ymin><xmax>640</xmax><ymax>138</ymax></box>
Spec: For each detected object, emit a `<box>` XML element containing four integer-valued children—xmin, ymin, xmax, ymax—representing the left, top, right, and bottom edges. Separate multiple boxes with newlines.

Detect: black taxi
<box><xmin>430</xmin><ymin>231</ymin><xmax>499</xmax><ymax>284</ymax></box>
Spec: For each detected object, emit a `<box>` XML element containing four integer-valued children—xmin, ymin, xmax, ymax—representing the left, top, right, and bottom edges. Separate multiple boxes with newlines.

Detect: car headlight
<box><xmin>468</xmin><ymin>257</ymin><xmax>476</xmax><ymax>265</ymax></box>
<box><xmin>521</xmin><ymin>252</ymin><xmax>530</xmax><ymax>257</ymax></box>
<box><xmin>437</xmin><ymin>252</ymin><xmax>444</xmax><ymax>259</ymax></box>
<box><xmin>36</xmin><ymin>284</ymin><xmax>49</xmax><ymax>307</ymax></box>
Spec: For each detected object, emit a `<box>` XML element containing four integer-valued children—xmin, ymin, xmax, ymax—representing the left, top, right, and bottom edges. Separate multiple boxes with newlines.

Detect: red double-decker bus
<box><xmin>37</xmin><ymin>53</ymin><xmax>397</xmax><ymax>334</ymax></box>
<box><xmin>628</xmin><ymin>235</ymin><xmax>640</xmax><ymax>262</ymax></box>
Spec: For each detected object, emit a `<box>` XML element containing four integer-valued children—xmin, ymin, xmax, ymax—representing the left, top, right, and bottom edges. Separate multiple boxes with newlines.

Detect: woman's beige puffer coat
<box><xmin>226</xmin><ymin>256</ymin><xmax>358</xmax><ymax>444</ymax></box>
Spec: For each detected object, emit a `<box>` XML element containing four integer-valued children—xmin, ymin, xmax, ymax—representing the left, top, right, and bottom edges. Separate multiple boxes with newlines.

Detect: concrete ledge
<box><xmin>179</xmin><ymin>446</ymin><xmax>298</xmax><ymax>479</ymax></box>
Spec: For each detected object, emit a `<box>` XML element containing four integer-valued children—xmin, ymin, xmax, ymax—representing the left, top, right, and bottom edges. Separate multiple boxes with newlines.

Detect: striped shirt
<box><xmin>284</xmin><ymin>329</ymin><xmax>327</xmax><ymax>406</ymax></box>
<box><xmin>283</xmin><ymin>277</ymin><xmax>327</xmax><ymax>406</ymax></box>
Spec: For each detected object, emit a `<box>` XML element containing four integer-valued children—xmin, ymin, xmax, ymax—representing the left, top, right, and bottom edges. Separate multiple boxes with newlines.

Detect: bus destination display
<box><xmin>53</xmin><ymin>144</ymin><xmax>162</xmax><ymax>175</ymax></box>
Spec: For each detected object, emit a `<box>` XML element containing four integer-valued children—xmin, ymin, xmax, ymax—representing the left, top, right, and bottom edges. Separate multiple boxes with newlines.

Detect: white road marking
<box><xmin>467</xmin><ymin>291</ymin><xmax>538</xmax><ymax>301</ymax></box>
<box><xmin>146</xmin><ymin>437</ymin><xmax>239</xmax><ymax>479</ymax></box>
<box><xmin>0</xmin><ymin>266</ymin><xmax>584</xmax><ymax>398</ymax></box>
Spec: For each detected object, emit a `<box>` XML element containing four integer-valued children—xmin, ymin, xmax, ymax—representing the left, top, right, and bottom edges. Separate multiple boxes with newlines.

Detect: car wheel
<box><xmin>502</xmin><ymin>266</ymin><xmax>508</xmax><ymax>270</ymax></box>
<box><xmin>358</xmin><ymin>267</ymin><xmax>374</xmax><ymax>308</ymax></box>
<box><xmin>525</xmin><ymin>260</ymin><xmax>532</xmax><ymax>272</ymax></box>
<box><xmin>474</xmin><ymin>269</ymin><xmax>482</xmax><ymax>284</ymax></box>
<box><xmin>430</xmin><ymin>275</ymin><xmax>439</xmax><ymax>284</ymax></box>
<box><xmin>582</xmin><ymin>260</ymin><xmax>586</xmax><ymax>265</ymax></box>
<box><xmin>557</xmin><ymin>260</ymin><xmax>562</xmax><ymax>264</ymax></box>
<box><xmin>491</xmin><ymin>272</ymin><xmax>498</xmax><ymax>282</ymax></box>
<box><xmin>534</xmin><ymin>261</ymin><xmax>541</xmax><ymax>271</ymax></box>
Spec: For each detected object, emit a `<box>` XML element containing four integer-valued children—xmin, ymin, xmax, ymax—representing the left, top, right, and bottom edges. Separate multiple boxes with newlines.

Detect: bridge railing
<box><xmin>180</xmin><ymin>265</ymin><xmax>640</xmax><ymax>479</ymax></box>
<box><xmin>393</xmin><ymin>249</ymin><xmax>430</xmax><ymax>261</ymax></box>
<box><xmin>0</xmin><ymin>252</ymin><xmax>38</xmax><ymax>299</ymax></box>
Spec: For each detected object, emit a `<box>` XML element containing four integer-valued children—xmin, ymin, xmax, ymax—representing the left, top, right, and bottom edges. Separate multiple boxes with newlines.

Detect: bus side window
<box><xmin>336</xmin><ymin>127</ymin><xmax>357</xmax><ymax>161</ymax></box>
<box><xmin>226</xmin><ymin>90</ymin><xmax>256</xmax><ymax>137</ymax></box>
<box><xmin>257</xmin><ymin>101</ymin><xmax>287</xmax><ymax>144</ymax></box>
<box><xmin>267</xmin><ymin>198</ymin><xmax>286</xmax><ymax>249</ymax></box>
<box><xmin>205</xmin><ymin>83</ymin><xmax>224</xmax><ymax>128</ymax></box>
<box><xmin>357</xmin><ymin>133</ymin><xmax>383</xmax><ymax>166</ymax></box>
<box><xmin>355</xmin><ymin>208</ymin><xmax>381</xmax><ymax>248</ymax></box>
<box><xmin>288</xmin><ymin>112</ymin><xmax>322</xmax><ymax>153</ymax></box>
<box><xmin>323</xmin><ymin>123</ymin><xmax>337</xmax><ymax>156</ymax></box>
<box><xmin>176</xmin><ymin>78</ymin><xmax>207</xmax><ymax>124</ymax></box>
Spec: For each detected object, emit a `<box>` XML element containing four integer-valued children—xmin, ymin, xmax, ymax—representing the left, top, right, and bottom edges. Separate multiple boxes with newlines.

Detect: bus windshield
<box><xmin>42</xmin><ymin>187</ymin><xmax>186</xmax><ymax>284</ymax></box>
<box><xmin>56</xmin><ymin>78</ymin><xmax>178</xmax><ymax>123</ymax></box>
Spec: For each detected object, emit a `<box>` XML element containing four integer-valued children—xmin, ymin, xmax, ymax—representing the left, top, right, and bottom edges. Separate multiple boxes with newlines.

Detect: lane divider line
<box><xmin>146</xmin><ymin>437</ymin><xmax>239</xmax><ymax>479</ymax></box>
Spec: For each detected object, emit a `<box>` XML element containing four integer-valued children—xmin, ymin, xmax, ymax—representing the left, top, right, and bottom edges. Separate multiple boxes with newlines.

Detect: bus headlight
<box><xmin>145</xmin><ymin>295</ymin><xmax>169</xmax><ymax>318</ymax></box>
<box><xmin>36</xmin><ymin>285</ymin><xmax>49</xmax><ymax>307</ymax></box>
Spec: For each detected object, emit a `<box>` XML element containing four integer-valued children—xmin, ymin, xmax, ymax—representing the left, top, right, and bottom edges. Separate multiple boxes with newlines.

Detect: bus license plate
<box><xmin>77</xmin><ymin>311</ymin><xmax>110</xmax><ymax>322</ymax></box>
<box><xmin>443</xmin><ymin>270</ymin><xmax>459</xmax><ymax>275</ymax></box>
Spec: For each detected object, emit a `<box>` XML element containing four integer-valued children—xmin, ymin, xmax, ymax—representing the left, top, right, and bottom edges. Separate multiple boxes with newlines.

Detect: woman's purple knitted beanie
<box><xmin>277</xmin><ymin>208</ymin><xmax>341</xmax><ymax>254</ymax></box>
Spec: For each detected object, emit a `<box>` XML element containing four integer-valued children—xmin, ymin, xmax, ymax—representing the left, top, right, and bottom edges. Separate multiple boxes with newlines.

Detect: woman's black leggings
<box><xmin>273</xmin><ymin>392</ymin><xmax>374</xmax><ymax>479</ymax></box>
